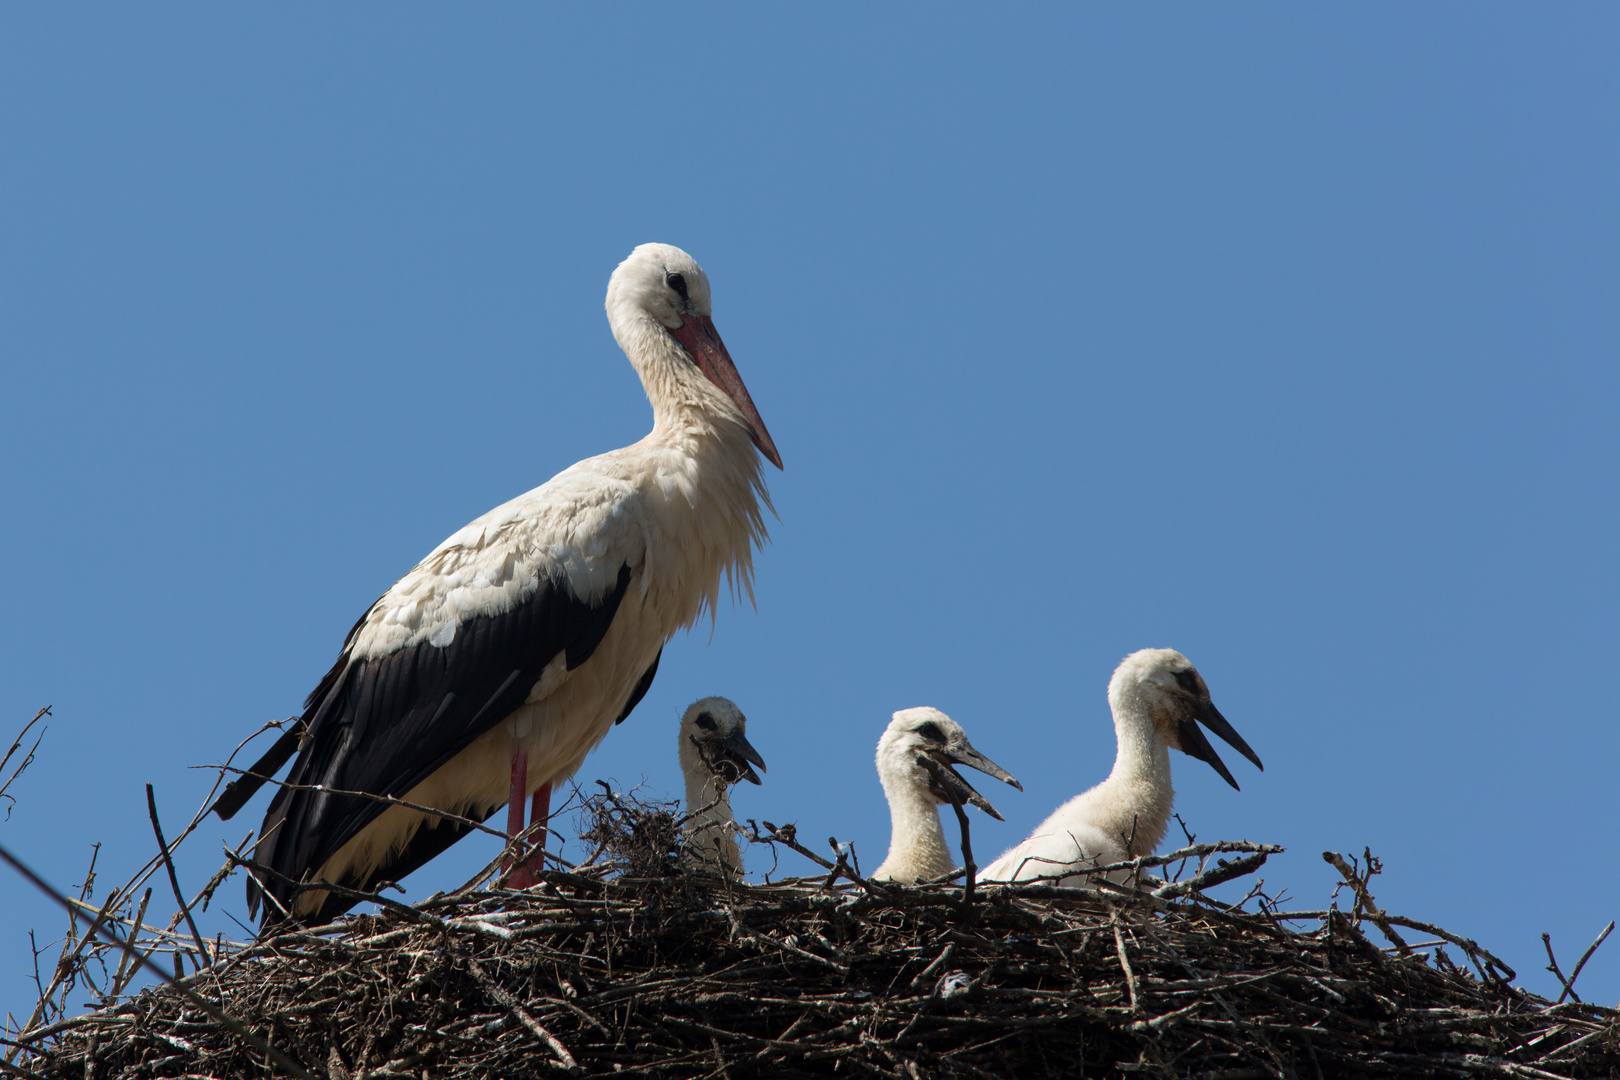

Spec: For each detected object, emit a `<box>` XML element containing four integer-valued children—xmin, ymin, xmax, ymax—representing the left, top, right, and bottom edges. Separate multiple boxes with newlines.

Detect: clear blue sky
<box><xmin>3</xmin><ymin>6</ymin><xmax>1617</xmax><ymax>1013</ymax></box>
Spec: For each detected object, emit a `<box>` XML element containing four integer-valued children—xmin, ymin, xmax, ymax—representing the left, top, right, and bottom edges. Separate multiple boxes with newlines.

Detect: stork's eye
<box><xmin>1173</xmin><ymin>670</ymin><xmax>1199</xmax><ymax>693</ymax></box>
<box><xmin>915</xmin><ymin>722</ymin><xmax>945</xmax><ymax>743</ymax></box>
<box><xmin>694</xmin><ymin>712</ymin><xmax>717</xmax><ymax>731</ymax></box>
<box><xmin>666</xmin><ymin>272</ymin><xmax>689</xmax><ymax>302</ymax></box>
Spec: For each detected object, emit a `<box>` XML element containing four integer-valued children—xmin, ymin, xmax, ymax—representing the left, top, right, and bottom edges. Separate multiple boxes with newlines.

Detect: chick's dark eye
<box><xmin>915</xmin><ymin>722</ymin><xmax>945</xmax><ymax>743</ymax></box>
<box><xmin>694</xmin><ymin>712</ymin><xmax>717</xmax><ymax>731</ymax></box>
<box><xmin>1173</xmin><ymin>670</ymin><xmax>1200</xmax><ymax>693</ymax></box>
<box><xmin>665</xmin><ymin>272</ymin><xmax>689</xmax><ymax>302</ymax></box>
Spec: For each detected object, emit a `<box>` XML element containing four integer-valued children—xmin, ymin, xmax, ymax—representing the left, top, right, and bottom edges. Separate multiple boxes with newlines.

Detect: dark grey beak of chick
<box><xmin>712</xmin><ymin>729</ymin><xmax>768</xmax><ymax>786</ymax></box>
<box><xmin>919</xmin><ymin>735</ymin><xmax>1022</xmax><ymax>821</ymax></box>
<box><xmin>1175</xmin><ymin>700</ymin><xmax>1264</xmax><ymax>790</ymax></box>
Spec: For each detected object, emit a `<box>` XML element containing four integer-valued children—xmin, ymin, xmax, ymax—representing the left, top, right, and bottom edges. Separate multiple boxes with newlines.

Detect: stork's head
<box><xmin>678</xmin><ymin>696</ymin><xmax>767</xmax><ymax>788</ymax></box>
<box><xmin>606</xmin><ymin>243</ymin><xmax>782</xmax><ymax>469</ymax></box>
<box><xmin>876</xmin><ymin>707</ymin><xmax>1022</xmax><ymax>820</ymax></box>
<box><xmin>1110</xmin><ymin>648</ymin><xmax>1264</xmax><ymax>790</ymax></box>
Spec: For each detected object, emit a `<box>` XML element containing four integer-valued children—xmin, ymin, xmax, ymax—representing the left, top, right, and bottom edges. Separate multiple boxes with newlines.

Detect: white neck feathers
<box><xmin>606</xmin><ymin>312</ymin><xmax>773</xmax><ymax>627</ymax></box>
<box><xmin>682</xmin><ymin>766</ymin><xmax>742</xmax><ymax>876</ymax></box>
<box><xmin>873</xmin><ymin>762</ymin><xmax>953</xmax><ymax>883</ymax></box>
<box><xmin>1088</xmin><ymin>674</ymin><xmax>1175</xmax><ymax>858</ymax></box>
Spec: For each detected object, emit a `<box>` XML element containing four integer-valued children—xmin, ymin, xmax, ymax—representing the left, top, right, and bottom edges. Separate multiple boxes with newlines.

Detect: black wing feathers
<box><xmin>614</xmin><ymin>647</ymin><xmax>661</xmax><ymax>725</ymax></box>
<box><xmin>251</xmin><ymin>563</ymin><xmax>633</xmax><ymax>923</ymax></box>
<box><xmin>295</xmin><ymin>814</ymin><xmax>478</xmax><ymax>927</ymax></box>
<box><xmin>213</xmin><ymin>602</ymin><xmax>381</xmax><ymax>821</ymax></box>
<box><xmin>212</xmin><ymin>726</ymin><xmax>301</xmax><ymax>822</ymax></box>
<box><xmin>564</xmin><ymin>575</ymin><xmax>627</xmax><ymax>669</ymax></box>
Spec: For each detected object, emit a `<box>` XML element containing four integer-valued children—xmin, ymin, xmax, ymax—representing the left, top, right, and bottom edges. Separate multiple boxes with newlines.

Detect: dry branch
<box><xmin>0</xmin><ymin>708</ymin><xmax>48</xmax><ymax>819</ymax></box>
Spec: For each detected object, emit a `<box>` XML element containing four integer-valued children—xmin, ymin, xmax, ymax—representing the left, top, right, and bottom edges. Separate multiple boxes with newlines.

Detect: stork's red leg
<box><xmin>530</xmin><ymin>783</ymin><xmax>552</xmax><ymax>838</ymax></box>
<box><xmin>506</xmin><ymin>749</ymin><xmax>528</xmax><ymax>840</ymax></box>
<box><xmin>521</xmin><ymin>782</ymin><xmax>553</xmax><ymax>878</ymax></box>
<box><xmin>503</xmin><ymin>749</ymin><xmax>538</xmax><ymax>889</ymax></box>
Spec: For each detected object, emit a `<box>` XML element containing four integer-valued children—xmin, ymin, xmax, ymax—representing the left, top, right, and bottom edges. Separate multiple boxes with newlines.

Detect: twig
<box><xmin>146</xmin><ymin>784</ymin><xmax>209</xmax><ymax>964</ymax></box>
<box><xmin>949</xmin><ymin>802</ymin><xmax>976</xmax><ymax>916</ymax></box>
<box><xmin>463</xmin><ymin>955</ymin><xmax>578</xmax><ymax>1071</ymax></box>
<box><xmin>1562</xmin><ymin>920</ymin><xmax>1615</xmax><ymax>1004</ymax></box>
<box><xmin>1542</xmin><ymin>933</ymin><xmax>1579</xmax><ymax>1004</ymax></box>
<box><xmin>990</xmin><ymin>842</ymin><xmax>1284</xmax><ymax>889</ymax></box>
<box><xmin>107</xmin><ymin>888</ymin><xmax>152</xmax><ymax>1001</ymax></box>
<box><xmin>1378</xmin><ymin>913</ymin><xmax>1517</xmax><ymax>982</ymax></box>
<box><xmin>1322</xmin><ymin>850</ymin><xmax>1410</xmax><ymax>955</ymax></box>
<box><xmin>918</xmin><ymin>754</ymin><xmax>979</xmax><ymax>915</ymax></box>
<box><xmin>909</xmin><ymin>944</ymin><xmax>954</xmax><ymax>991</ymax></box>
<box><xmin>0</xmin><ymin>708</ymin><xmax>49</xmax><ymax>819</ymax></box>
<box><xmin>1110</xmin><ymin>910</ymin><xmax>1140</xmax><ymax>1014</ymax></box>
<box><xmin>753</xmin><ymin>821</ymin><xmax>895</xmax><ymax>900</ymax></box>
<box><xmin>1152</xmin><ymin>852</ymin><xmax>1270</xmax><ymax>899</ymax></box>
<box><xmin>1129</xmin><ymin>1000</ymin><xmax>1203</xmax><ymax>1034</ymax></box>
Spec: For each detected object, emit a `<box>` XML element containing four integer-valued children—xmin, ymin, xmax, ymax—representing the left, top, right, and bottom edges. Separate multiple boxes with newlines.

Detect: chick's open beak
<box><xmin>939</xmin><ymin>734</ymin><xmax>1022</xmax><ymax>792</ymax></box>
<box><xmin>715</xmin><ymin>729</ymin><xmax>767</xmax><ymax>786</ymax></box>
<box><xmin>917</xmin><ymin>734</ymin><xmax>1022</xmax><ymax>821</ymax></box>
<box><xmin>1175</xmin><ymin>701</ymin><xmax>1263</xmax><ymax>791</ymax></box>
<box><xmin>917</xmin><ymin>755</ymin><xmax>1006</xmax><ymax>821</ymax></box>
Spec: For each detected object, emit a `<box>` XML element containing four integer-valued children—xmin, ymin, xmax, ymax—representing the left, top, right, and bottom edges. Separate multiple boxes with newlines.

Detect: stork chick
<box><xmin>981</xmin><ymin>648</ymin><xmax>1262</xmax><ymax>888</ymax></box>
<box><xmin>677</xmin><ymin>697</ymin><xmax>766</xmax><ymax>877</ymax></box>
<box><xmin>871</xmin><ymin>708</ymin><xmax>1022</xmax><ymax>883</ymax></box>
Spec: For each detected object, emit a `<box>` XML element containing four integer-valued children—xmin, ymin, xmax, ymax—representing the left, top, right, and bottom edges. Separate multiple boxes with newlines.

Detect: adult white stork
<box><xmin>980</xmin><ymin>649</ymin><xmax>1262</xmax><ymax>888</ymax></box>
<box><xmin>870</xmin><ymin>708</ymin><xmax>1021</xmax><ymax>884</ymax></box>
<box><xmin>676</xmin><ymin>696</ymin><xmax>766</xmax><ymax>878</ymax></box>
<box><xmin>212</xmin><ymin>243</ymin><xmax>781</xmax><ymax>927</ymax></box>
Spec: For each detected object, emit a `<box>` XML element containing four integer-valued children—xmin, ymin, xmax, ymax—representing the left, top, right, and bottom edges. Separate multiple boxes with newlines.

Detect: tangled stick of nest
<box><xmin>11</xmin><ymin>794</ymin><xmax>1620</xmax><ymax>1080</ymax></box>
<box><xmin>576</xmin><ymin>781</ymin><xmax>686</xmax><ymax>881</ymax></box>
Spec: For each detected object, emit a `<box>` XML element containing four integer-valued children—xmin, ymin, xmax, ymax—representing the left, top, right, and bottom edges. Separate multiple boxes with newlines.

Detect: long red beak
<box><xmin>669</xmin><ymin>314</ymin><xmax>783</xmax><ymax>470</ymax></box>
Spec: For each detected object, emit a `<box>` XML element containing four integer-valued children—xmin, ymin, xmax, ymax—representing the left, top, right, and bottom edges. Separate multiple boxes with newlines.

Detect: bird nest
<box><xmin>9</xmin><ymin>787</ymin><xmax>1620</xmax><ymax>1080</ymax></box>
